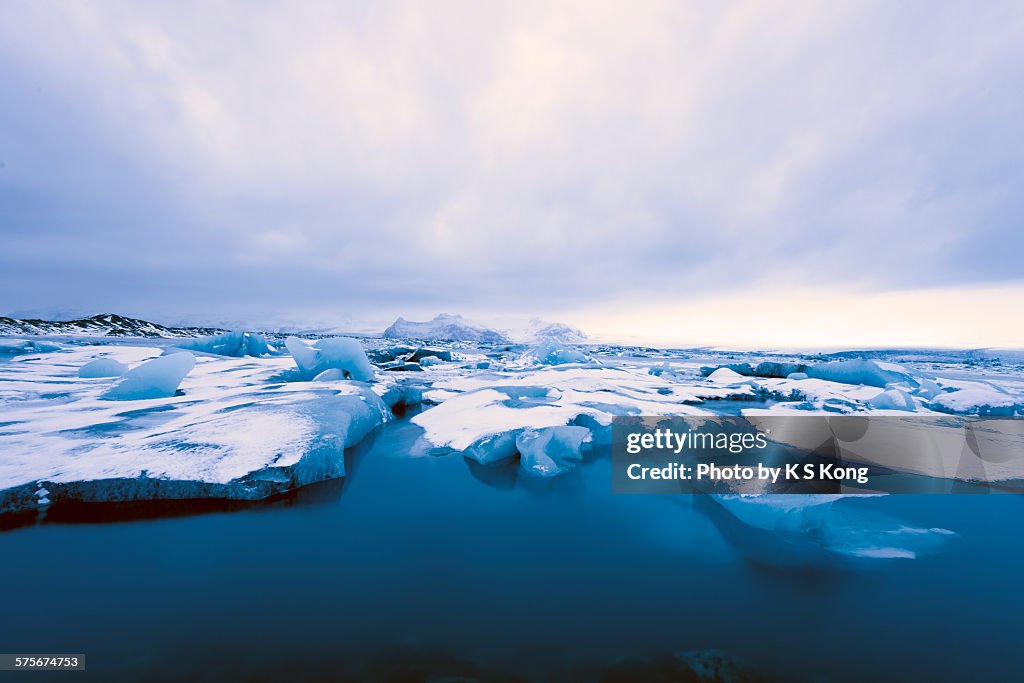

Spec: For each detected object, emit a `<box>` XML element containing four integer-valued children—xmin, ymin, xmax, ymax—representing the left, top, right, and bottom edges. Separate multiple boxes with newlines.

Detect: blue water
<box><xmin>1</xmin><ymin>414</ymin><xmax>1022</xmax><ymax>682</ymax></box>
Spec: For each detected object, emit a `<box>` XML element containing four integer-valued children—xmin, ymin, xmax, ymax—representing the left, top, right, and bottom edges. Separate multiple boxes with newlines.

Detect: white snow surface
<box><xmin>0</xmin><ymin>343</ymin><xmax>411</xmax><ymax>495</ymax></box>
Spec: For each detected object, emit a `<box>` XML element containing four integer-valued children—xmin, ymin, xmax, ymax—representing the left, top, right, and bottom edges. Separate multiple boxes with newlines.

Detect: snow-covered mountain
<box><xmin>383</xmin><ymin>314</ymin><xmax>510</xmax><ymax>343</ymax></box>
<box><xmin>526</xmin><ymin>319</ymin><xmax>588</xmax><ymax>344</ymax></box>
<box><xmin>0</xmin><ymin>313</ymin><xmax>225</xmax><ymax>338</ymax></box>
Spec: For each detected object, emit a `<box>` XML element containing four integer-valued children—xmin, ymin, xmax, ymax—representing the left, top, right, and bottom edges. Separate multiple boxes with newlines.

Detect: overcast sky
<box><xmin>1</xmin><ymin>1</ymin><xmax>1022</xmax><ymax>346</ymax></box>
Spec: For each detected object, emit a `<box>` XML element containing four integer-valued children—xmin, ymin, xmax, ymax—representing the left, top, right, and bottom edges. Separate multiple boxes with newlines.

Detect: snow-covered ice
<box><xmin>0</xmin><ymin>340</ymin><xmax>418</xmax><ymax>512</ymax></box>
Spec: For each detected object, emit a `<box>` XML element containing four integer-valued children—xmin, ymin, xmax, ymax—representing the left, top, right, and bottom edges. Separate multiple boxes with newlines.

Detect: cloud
<box><xmin>0</xmin><ymin>0</ymin><xmax>1022</xmax><ymax>343</ymax></box>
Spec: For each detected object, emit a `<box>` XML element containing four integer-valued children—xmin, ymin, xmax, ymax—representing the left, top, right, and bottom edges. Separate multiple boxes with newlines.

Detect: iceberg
<box><xmin>285</xmin><ymin>336</ymin><xmax>374</xmax><ymax>382</ymax></box>
<box><xmin>102</xmin><ymin>352</ymin><xmax>196</xmax><ymax>400</ymax></box>
<box><xmin>176</xmin><ymin>330</ymin><xmax>277</xmax><ymax>357</ymax></box>
<box><xmin>382</xmin><ymin>314</ymin><xmax>509</xmax><ymax>343</ymax></box>
<box><xmin>78</xmin><ymin>358</ymin><xmax>129</xmax><ymax>378</ymax></box>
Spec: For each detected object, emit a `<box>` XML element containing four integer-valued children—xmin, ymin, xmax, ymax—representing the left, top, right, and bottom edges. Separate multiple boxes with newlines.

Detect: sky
<box><xmin>1</xmin><ymin>1</ymin><xmax>1022</xmax><ymax>347</ymax></box>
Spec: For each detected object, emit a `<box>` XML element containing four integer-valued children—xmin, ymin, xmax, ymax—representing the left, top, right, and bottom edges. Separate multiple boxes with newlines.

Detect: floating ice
<box><xmin>102</xmin><ymin>352</ymin><xmax>196</xmax><ymax>400</ymax></box>
<box><xmin>176</xmin><ymin>330</ymin><xmax>277</xmax><ymax>357</ymax></box>
<box><xmin>524</xmin><ymin>338</ymin><xmax>591</xmax><ymax>365</ymax></box>
<box><xmin>517</xmin><ymin>426</ymin><xmax>591</xmax><ymax>477</ymax></box>
<box><xmin>78</xmin><ymin>358</ymin><xmax>129</xmax><ymax>378</ymax></box>
<box><xmin>285</xmin><ymin>336</ymin><xmax>374</xmax><ymax>382</ymax></box>
<box><xmin>0</xmin><ymin>339</ymin><xmax>62</xmax><ymax>355</ymax></box>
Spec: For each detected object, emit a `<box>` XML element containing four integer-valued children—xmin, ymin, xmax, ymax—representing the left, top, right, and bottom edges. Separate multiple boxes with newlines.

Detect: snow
<box><xmin>285</xmin><ymin>336</ymin><xmax>375</xmax><ymax>382</ymax></box>
<box><xmin>102</xmin><ymin>352</ymin><xmax>196</xmax><ymax>400</ymax></box>
<box><xmin>78</xmin><ymin>358</ymin><xmax>129</xmax><ymax>378</ymax></box>
<box><xmin>382</xmin><ymin>314</ymin><xmax>510</xmax><ymax>343</ymax></box>
<box><xmin>707</xmin><ymin>367</ymin><xmax>749</xmax><ymax>383</ymax></box>
<box><xmin>176</xmin><ymin>330</ymin><xmax>277</xmax><ymax>357</ymax></box>
<box><xmin>929</xmin><ymin>387</ymin><xmax>1023</xmax><ymax>416</ymax></box>
<box><xmin>0</xmin><ymin>343</ymin><xmax>415</xmax><ymax>511</ymax></box>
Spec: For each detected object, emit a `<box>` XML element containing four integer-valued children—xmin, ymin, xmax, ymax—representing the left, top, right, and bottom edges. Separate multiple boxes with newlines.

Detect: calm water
<box><xmin>1</xmin><ymin>414</ymin><xmax>1022</xmax><ymax>682</ymax></box>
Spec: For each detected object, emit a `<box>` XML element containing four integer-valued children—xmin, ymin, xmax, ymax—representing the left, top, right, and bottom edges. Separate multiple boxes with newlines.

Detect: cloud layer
<box><xmin>1</xmin><ymin>1</ymin><xmax>1022</xmax><ymax>343</ymax></box>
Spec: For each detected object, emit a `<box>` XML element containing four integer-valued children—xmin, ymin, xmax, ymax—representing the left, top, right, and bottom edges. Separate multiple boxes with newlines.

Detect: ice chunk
<box><xmin>382</xmin><ymin>314</ymin><xmax>510</xmax><ymax>343</ymax></box>
<box><xmin>517</xmin><ymin>426</ymin><xmax>591</xmax><ymax>477</ymax></box>
<box><xmin>806</xmin><ymin>359</ymin><xmax>919</xmax><ymax>388</ymax></box>
<box><xmin>754</xmin><ymin>361</ymin><xmax>806</xmax><ymax>378</ymax></box>
<box><xmin>786</xmin><ymin>372</ymin><xmax>808</xmax><ymax>380</ymax></box>
<box><xmin>914</xmin><ymin>377</ymin><xmax>942</xmax><ymax>400</ymax></box>
<box><xmin>929</xmin><ymin>387</ymin><xmax>1023</xmax><ymax>416</ymax></box>
<box><xmin>285</xmin><ymin>336</ymin><xmax>374</xmax><ymax>382</ymax></box>
<box><xmin>102</xmin><ymin>352</ymin><xmax>196</xmax><ymax>400</ymax></box>
<box><xmin>0</xmin><ymin>339</ymin><xmax>62</xmax><ymax>355</ymax></box>
<box><xmin>867</xmin><ymin>388</ymin><xmax>917</xmax><ymax>411</ymax></box>
<box><xmin>176</xmin><ymin>330</ymin><xmax>276</xmax><ymax>357</ymax></box>
<box><xmin>524</xmin><ymin>338</ymin><xmax>591</xmax><ymax>365</ymax></box>
<box><xmin>78</xmin><ymin>358</ymin><xmax>129</xmax><ymax>378</ymax></box>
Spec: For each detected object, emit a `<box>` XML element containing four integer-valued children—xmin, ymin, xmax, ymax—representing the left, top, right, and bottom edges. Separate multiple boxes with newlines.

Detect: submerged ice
<box><xmin>709</xmin><ymin>494</ymin><xmax>956</xmax><ymax>562</ymax></box>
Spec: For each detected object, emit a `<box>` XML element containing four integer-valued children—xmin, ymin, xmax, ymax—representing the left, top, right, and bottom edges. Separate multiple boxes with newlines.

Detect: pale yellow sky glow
<box><xmin>575</xmin><ymin>284</ymin><xmax>1024</xmax><ymax>349</ymax></box>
